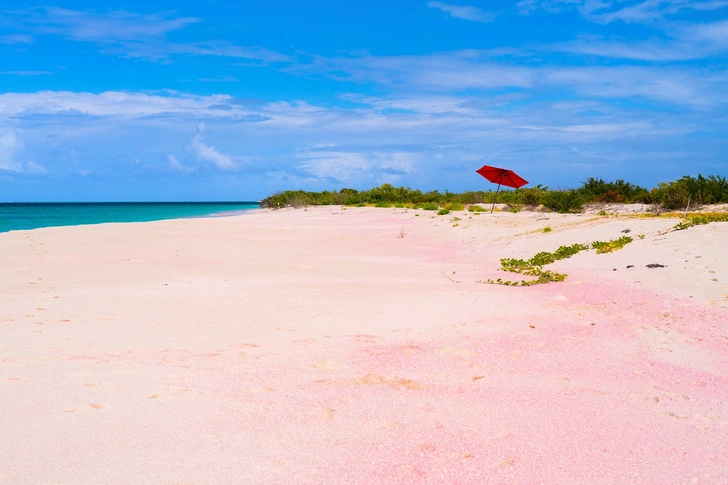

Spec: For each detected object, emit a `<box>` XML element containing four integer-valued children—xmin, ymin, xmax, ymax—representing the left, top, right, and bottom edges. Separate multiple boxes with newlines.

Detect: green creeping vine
<box><xmin>674</xmin><ymin>213</ymin><xmax>728</xmax><ymax>230</ymax></box>
<box><xmin>481</xmin><ymin>237</ymin><xmax>633</xmax><ymax>287</ymax></box>
<box><xmin>591</xmin><ymin>235</ymin><xmax>633</xmax><ymax>254</ymax></box>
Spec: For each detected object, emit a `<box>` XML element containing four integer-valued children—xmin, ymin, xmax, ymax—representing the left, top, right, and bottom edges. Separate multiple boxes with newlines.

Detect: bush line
<box><xmin>260</xmin><ymin>174</ymin><xmax>728</xmax><ymax>214</ymax></box>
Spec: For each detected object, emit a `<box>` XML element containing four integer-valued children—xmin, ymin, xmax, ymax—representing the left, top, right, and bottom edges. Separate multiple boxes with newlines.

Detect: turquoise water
<box><xmin>0</xmin><ymin>202</ymin><xmax>260</xmax><ymax>233</ymax></box>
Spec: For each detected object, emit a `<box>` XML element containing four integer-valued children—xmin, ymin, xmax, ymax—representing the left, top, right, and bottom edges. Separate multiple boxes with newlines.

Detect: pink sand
<box><xmin>1</xmin><ymin>207</ymin><xmax>727</xmax><ymax>484</ymax></box>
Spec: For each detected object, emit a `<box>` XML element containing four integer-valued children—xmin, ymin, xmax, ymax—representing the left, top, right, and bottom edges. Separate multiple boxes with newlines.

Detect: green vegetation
<box><xmin>591</xmin><ymin>236</ymin><xmax>633</xmax><ymax>254</ymax></box>
<box><xmin>421</xmin><ymin>202</ymin><xmax>439</xmax><ymax>211</ymax></box>
<box><xmin>437</xmin><ymin>209</ymin><xmax>450</xmax><ymax>215</ymax></box>
<box><xmin>673</xmin><ymin>213</ymin><xmax>728</xmax><ymax>230</ymax></box>
<box><xmin>655</xmin><ymin>175</ymin><xmax>728</xmax><ymax>210</ymax></box>
<box><xmin>542</xmin><ymin>226</ymin><xmax>552</xmax><ymax>233</ymax></box>
<box><xmin>260</xmin><ymin>175</ymin><xmax>728</xmax><ymax>213</ymax></box>
<box><xmin>541</xmin><ymin>190</ymin><xmax>584</xmax><ymax>213</ymax></box>
<box><xmin>577</xmin><ymin>177</ymin><xmax>651</xmax><ymax>204</ymax></box>
<box><xmin>445</xmin><ymin>202</ymin><xmax>465</xmax><ymax>211</ymax></box>
<box><xmin>482</xmin><ymin>237</ymin><xmax>634</xmax><ymax>287</ymax></box>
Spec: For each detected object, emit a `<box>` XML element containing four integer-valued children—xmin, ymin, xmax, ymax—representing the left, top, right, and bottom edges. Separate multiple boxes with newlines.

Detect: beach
<box><xmin>1</xmin><ymin>206</ymin><xmax>727</xmax><ymax>484</ymax></box>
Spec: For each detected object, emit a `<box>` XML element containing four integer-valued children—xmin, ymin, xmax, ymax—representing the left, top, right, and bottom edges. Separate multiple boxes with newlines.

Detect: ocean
<box><xmin>0</xmin><ymin>202</ymin><xmax>260</xmax><ymax>233</ymax></box>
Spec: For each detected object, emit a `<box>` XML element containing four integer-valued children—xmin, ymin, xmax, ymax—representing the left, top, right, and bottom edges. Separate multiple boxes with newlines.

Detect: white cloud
<box><xmin>518</xmin><ymin>0</ymin><xmax>728</xmax><ymax>23</ymax></box>
<box><xmin>4</xmin><ymin>7</ymin><xmax>287</xmax><ymax>62</ymax></box>
<box><xmin>297</xmin><ymin>151</ymin><xmax>417</xmax><ymax>184</ymax></box>
<box><xmin>516</xmin><ymin>0</ymin><xmax>581</xmax><ymax>15</ymax></box>
<box><xmin>0</xmin><ymin>70</ymin><xmax>53</xmax><ymax>76</ymax></box>
<box><xmin>189</xmin><ymin>123</ymin><xmax>236</xmax><ymax>170</ymax></box>
<box><xmin>167</xmin><ymin>154</ymin><xmax>193</xmax><ymax>173</ymax></box>
<box><xmin>0</xmin><ymin>33</ymin><xmax>34</xmax><ymax>44</ymax></box>
<box><xmin>0</xmin><ymin>130</ymin><xmax>23</xmax><ymax>172</ymax></box>
<box><xmin>427</xmin><ymin>2</ymin><xmax>496</xmax><ymax>22</ymax></box>
<box><xmin>297</xmin><ymin>151</ymin><xmax>370</xmax><ymax>181</ymax></box>
<box><xmin>25</xmin><ymin>161</ymin><xmax>47</xmax><ymax>174</ymax></box>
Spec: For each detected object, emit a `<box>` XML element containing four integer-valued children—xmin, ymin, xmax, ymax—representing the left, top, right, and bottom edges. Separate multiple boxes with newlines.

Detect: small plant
<box><xmin>542</xmin><ymin>226</ymin><xmax>552</xmax><ymax>233</ymax></box>
<box><xmin>437</xmin><ymin>209</ymin><xmax>450</xmax><ymax>215</ymax></box>
<box><xmin>375</xmin><ymin>201</ymin><xmax>391</xmax><ymax>208</ymax></box>
<box><xmin>453</xmin><ymin>223</ymin><xmax>460</xmax><ymax>227</ymax></box>
<box><xmin>468</xmin><ymin>205</ymin><xmax>486</xmax><ymax>212</ymax></box>
<box><xmin>591</xmin><ymin>236</ymin><xmax>633</xmax><ymax>254</ymax></box>
<box><xmin>357</xmin><ymin>203</ymin><xmax>365</xmax><ymax>207</ymax></box>
<box><xmin>394</xmin><ymin>204</ymin><xmax>405</xmax><ymax>208</ymax></box>
<box><xmin>599</xmin><ymin>210</ymin><xmax>607</xmax><ymax>216</ymax></box>
<box><xmin>415</xmin><ymin>213</ymin><xmax>420</xmax><ymax>217</ymax></box>
<box><xmin>638</xmin><ymin>234</ymin><xmax>645</xmax><ymax>239</ymax></box>
<box><xmin>452</xmin><ymin>216</ymin><xmax>461</xmax><ymax>222</ymax></box>
<box><xmin>422</xmin><ymin>202</ymin><xmax>439</xmax><ymax>211</ymax></box>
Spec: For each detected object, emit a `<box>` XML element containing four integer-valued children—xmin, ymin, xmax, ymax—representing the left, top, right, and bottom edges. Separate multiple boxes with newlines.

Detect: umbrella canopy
<box><xmin>475</xmin><ymin>165</ymin><xmax>528</xmax><ymax>213</ymax></box>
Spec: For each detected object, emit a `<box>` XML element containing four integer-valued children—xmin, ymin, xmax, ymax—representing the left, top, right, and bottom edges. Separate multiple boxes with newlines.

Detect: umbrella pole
<box><xmin>491</xmin><ymin>182</ymin><xmax>502</xmax><ymax>214</ymax></box>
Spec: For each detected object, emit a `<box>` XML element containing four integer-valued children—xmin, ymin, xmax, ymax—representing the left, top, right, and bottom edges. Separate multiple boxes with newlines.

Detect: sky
<box><xmin>1</xmin><ymin>0</ymin><xmax>727</xmax><ymax>201</ymax></box>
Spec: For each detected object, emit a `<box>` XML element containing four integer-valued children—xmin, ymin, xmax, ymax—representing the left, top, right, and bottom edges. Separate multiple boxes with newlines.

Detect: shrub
<box><xmin>375</xmin><ymin>201</ymin><xmax>391</xmax><ymax>208</ymax></box>
<box><xmin>437</xmin><ymin>209</ymin><xmax>450</xmax><ymax>215</ymax></box>
<box><xmin>520</xmin><ymin>185</ymin><xmax>548</xmax><ymax>206</ymax></box>
<box><xmin>542</xmin><ymin>190</ymin><xmax>584</xmax><ymax>213</ymax></box>
<box><xmin>577</xmin><ymin>178</ymin><xmax>651</xmax><ymax>204</ymax></box>
<box><xmin>468</xmin><ymin>205</ymin><xmax>486</xmax><ymax>212</ymax></box>
<box><xmin>421</xmin><ymin>202</ymin><xmax>439</xmax><ymax>211</ymax></box>
<box><xmin>445</xmin><ymin>202</ymin><xmax>465</xmax><ymax>211</ymax></box>
<box><xmin>653</xmin><ymin>181</ymin><xmax>689</xmax><ymax>210</ymax></box>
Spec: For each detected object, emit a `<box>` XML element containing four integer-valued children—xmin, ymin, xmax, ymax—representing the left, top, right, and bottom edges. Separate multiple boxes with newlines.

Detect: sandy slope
<box><xmin>1</xmin><ymin>207</ymin><xmax>727</xmax><ymax>484</ymax></box>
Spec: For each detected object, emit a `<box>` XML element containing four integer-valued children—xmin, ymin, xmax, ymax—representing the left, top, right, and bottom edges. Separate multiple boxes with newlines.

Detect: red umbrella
<box><xmin>475</xmin><ymin>164</ymin><xmax>529</xmax><ymax>213</ymax></box>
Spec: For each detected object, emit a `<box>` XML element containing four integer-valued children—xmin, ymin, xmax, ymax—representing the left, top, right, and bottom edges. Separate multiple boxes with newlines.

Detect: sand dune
<box><xmin>1</xmin><ymin>207</ymin><xmax>727</xmax><ymax>484</ymax></box>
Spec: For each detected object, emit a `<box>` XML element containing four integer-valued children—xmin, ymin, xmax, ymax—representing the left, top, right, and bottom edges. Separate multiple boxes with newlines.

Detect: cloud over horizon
<box><xmin>427</xmin><ymin>2</ymin><xmax>497</xmax><ymax>22</ymax></box>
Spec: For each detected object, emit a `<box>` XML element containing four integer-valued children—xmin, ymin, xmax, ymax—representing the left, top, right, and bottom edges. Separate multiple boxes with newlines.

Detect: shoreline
<box><xmin>1</xmin><ymin>206</ymin><xmax>726</xmax><ymax>483</ymax></box>
<box><xmin>0</xmin><ymin>202</ymin><xmax>260</xmax><ymax>234</ymax></box>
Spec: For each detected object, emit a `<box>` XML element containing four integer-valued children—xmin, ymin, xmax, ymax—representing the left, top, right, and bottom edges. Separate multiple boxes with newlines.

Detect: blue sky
<box><xmin>1</xmin><ymin>1</ymin><xmax>727</xmax><ymax>201</ymax></box>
